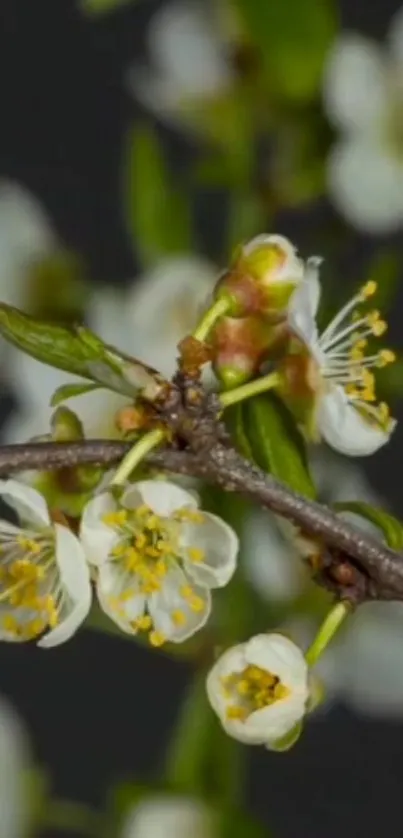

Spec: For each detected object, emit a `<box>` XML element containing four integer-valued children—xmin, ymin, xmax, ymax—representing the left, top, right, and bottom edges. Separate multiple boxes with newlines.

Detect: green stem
<box><xmin>305</xmin><ymin>601</ymin><xmax>351</xmax><ymax>667</ymax></box>
<box><xmin>110</xmin><ymin>428</ymin><xmax>166</xmax><ymax>486</ymax></box>
<box><xmin>193</xmin><ymin>297</ymin><xmax>230</xmax><ymax>342</ymax></box>
<box><xmin>219</xmin><ymin>371</ymin><xmax>280</xmax><ymax>408</ymax></box>
<box><xmin>39</xmin><ymin>799</ymin><xmax>105</xmax><ymax>836</ymax></box>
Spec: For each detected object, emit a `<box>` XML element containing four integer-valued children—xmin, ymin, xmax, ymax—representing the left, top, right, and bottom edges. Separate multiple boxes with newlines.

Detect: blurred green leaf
<box><xmin>125</xmin><ymin>124</ymin><xmax>192</xmax><ymax>265</ymax></box>
<box><xmin>378</xmin><ymin>357</ymin><xmax>403</xmax><ymax>397</ymax></box>
<box><xmin>225</xmin><ymin>404</ymin><xmax>254</xmax><ymax>460</ymax></box>
<box><xmin>334</xmin><ymin>501</ymin><xmax>403</xmax><ymax>550</ymax></box>
<box><xmin>233</xmin><ymin>0</ymin><xmax>337</xmax><ymax>102</ymax></box>
<box><xmin>0</xmin><ymin>304</ymin><xmax>167</xmax><ymax>401</ymax></box>
<box><xmin>243</xmin><ymin>393</ymin><xmax>316</xmax><ymax>497</ymax></box>
<box><xmin>50</xmin><ymin>382</ymin><xmax>102</xmax><ymax>407</ymax></box>
<box><xmin>227</xmin><ymin>191</ymin><xmax>266</xmax><ymax>253</ymax></box>
<box><xmin>367</xmin><ymin>249</ymin><xmax>400</xmax><ymax>312</ymax></box>
<box><xmin>80</xmin><ymin>0</ymin><xmax>136</xmax><ymax>14</ymax></box>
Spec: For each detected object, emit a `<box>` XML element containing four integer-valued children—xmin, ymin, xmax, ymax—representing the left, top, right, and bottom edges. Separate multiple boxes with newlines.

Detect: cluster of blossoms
<box><xmin>0</xmin><ymin>229</ymin><xmax>398</xmax><ymax>751</ymax></box>
<box><xmin>213</xmin><ymin>233</ymin><xmax>396</xmax><ymax>456</ymax></box>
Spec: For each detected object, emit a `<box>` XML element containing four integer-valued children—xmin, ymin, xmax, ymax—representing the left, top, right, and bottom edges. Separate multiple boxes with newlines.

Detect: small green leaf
<box><xmin>244</xmin><ymin>393</ymin><xmax>316</xmax><ymax>498</ymax></box>
<box><xmin>233</xmin><ymin>0</ymin><xmax>337</xmax><ymax>102</ymax></box>
<box><xmin>225</xmin><ymin>403</ymin><xmax>254</xmax><ymax>461</ymax></box>
<box><xmin>333</xmin><ymin>501</ymin><xmax>403</xmax><ymax>550</ymax></box>
<box><xmin>0</xmin><ymin>303</ymin><xmax>167</xmax><ymax>402</ymax></box>
<box><xmin>125</xmin><ymin>124</ymin><xmax>191</xmax><ymax>265</ymax></box>
<box><xmin>50</xmin><ymin>382</ymin><xmax>102</xmax><ymax>407</ymax></box>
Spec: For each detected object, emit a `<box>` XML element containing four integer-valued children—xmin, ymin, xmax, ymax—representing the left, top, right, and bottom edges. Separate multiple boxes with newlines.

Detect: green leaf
<box><xmin>0</xmin><ymin>303</ymin><xmax>167</xmax><ymax>402</ymax></box>
<box><xmin>333</xmin><ymin>501</ymin><xmax>403</xmax><ymax>550</ymax></box>
<box><xmin>125</xmin><ymin>124</ymin><xmax>192</xmax><ymax>265</ymax></box>
<box><xmin>243</xmin><ymin>393</ymin><xmax>316</xmax><ymax>498</ymax></box>
<box><xmin>367</xmin><ymin>249</ymin><xmax>400</xmax><ymax>312</ymax></box>
<box><xmin>50</xmin><ymin>382</ymin><xmax>102</xmax><ymax>407</ymax></box>
<box><xmin>233</xmin><ymin>0</ymin><xmax>337</xmax><ymax>102</ymax></box>
<box><xmin>225</xmin><ymin>404</ymin><xmax>254</xmax><ymax>461</ymax></box>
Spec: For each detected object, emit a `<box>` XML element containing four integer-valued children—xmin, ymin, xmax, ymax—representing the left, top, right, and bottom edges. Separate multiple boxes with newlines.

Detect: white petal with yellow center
<box><xmin>206</xmin><ymin>633</ymin><xmax>309</xmax><ymax>747</ymax></box>
<box><xmin>81</xmin><ymin>480</ymin><xmax>238</xmax><ymax>646</ymax></box>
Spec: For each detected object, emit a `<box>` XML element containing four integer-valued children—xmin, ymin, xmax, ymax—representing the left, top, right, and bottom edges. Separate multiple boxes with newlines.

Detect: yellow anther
<box><xmin>23</xmin><ymin>618</ymin><xmax>47</xmax><ymax>639</ymax></box>
<box><xmin>155</xmin><ymin>559</ymin><xmax>167</xmax><ymax>577</ymax></box>
<box><xmin>135</xmin><ymin>533</ymin><xmax>147</xmax><ymax>550</ymax></box>
<box><xmin>366</xmin><ymin>310</ymin><xmax>387</xmax><ymax>336</ymax></box>
<box><xmin>273</xmin><ymin>682</ymin><xmax>290</xmax><ymax>700</ymax></box>
<box><xmin>175</xmin><ymin>508</ymin><xmax>204</xmax><ymax>524</ymax></box>
<box><xmin>111</xmin><ymin>543</ymin><xmax>127</xmax><ymax>558</ymax></box>
<box><xmin>145</xmin><ymin>515</ymin><xmax>160</xmax><ymax>531</ymax></box>
<box><xmin>124</xmin><ymin>548</ymin><xmax>140</xmax><ymax>572</ymax></box>
<box><xmin>361</xmin><ymin>280</ymin><xmax>377</xmax><ymax>299</ymax></box>
<box><xmin>226</xmin><ymin>705</ymin><xmax>248</xmax><ymax>721</ymax></box>
<box><xmin>187</xmin><ymin>547</ymin><xmax>205</xmax><ymax>563</ymax></box>
<box><xmin>237</xmin><ymin>679</ymin><xmax>251</xmax><ymax>696</ymax></box>
<box><xmin>377</xmin><ymin>348</ymin><xmax>396</xmax><ymax>367</ymax></box>
<box><xmin>16</xmin><ymin>536</ymin><xmax>40</xmax><ymax>554</ymax></box>
<box><xmin>188</xmin><ymin>595</ymin><xmax>205</xmax><ymax>613</ymax></box>
<box><xmin>135</xmin><ymin>504</ymin><xmax>151</xmax><ymax>518</ymax></box>
<box><xmin>149</xmin><ymin>630</ymin><xmax>166</xmax><ymax>647</ymax></box>
<box><xmin>102</xmin><ymin>510</ymin><xmax>128</xmax><ymax>527</ymax></box>
<box><xmin>141</xmin><ymin>578</ymin><xmax>161</xmax><ymax>594</ymax></box>
<box><xmin>134</xmin><ymin>614</ymin><xmax>152</xmax><ymax>630</ymax></box>
<box><xmin>171</xmin><ymin>609</ymin><xmax>186</xmax><ymax>626</ymax></box>
<box><xmin>180</xmin><ymin>584</ymin><xmax>194</xmax><ymax>599</ymax></box>
<box><xmin>2</xmin><ymin>614</ymin><xmax>20</xmax><ymax>634</ymax></box>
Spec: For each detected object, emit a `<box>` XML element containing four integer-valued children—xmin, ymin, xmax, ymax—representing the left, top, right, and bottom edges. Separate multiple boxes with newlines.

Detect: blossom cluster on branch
<box><xmin>0</xmin><ymin>232</ymin><xmax>401</xmax><ymax>752</ymax></box>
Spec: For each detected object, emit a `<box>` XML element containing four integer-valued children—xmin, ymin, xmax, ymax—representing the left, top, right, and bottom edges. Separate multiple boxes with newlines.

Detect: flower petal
<box><xmin>148</xmin><ymin>565</ymin><xmax>211</xmax><ymax>643</ymax></box>
<box><xmin>206</xmin><ymin>643</ymin><xmax>247</xmax><ymax>717</ymax></box>
<box><xmin>80</xmin><ymin>492</ymin><xmax>120</xmax><ymax>566</ymax></box>
<box><xmin>323</xmin><ymin>34</ymin><xmax>388</xmax><ymax>133</ymax></box>
<box><xmin>317</xmin><ymin>386</ymin><xmax>394</xmax><ymax>456</ymax></box>
<box><xmin>123</xmin><ymin>480</ymin><xmax>198</xmax><ymax>518</ymax></box>
<box><xmin>245</xmin><ymin>633</ymin><xmax>308</xmax><ymax>693</ymax></box>
<box><xmin>0</xmin><ymin>479</ymin><xmax>50</xmax><ymax>528</ymax></box>
<box><xmin>179</xmin><ymin>511</ymin><xmax>238</xmax><ymax>589</ymax></box>
<box><xmin>287</xmin><ymin>258</ymin><xmax>322</xmax><ymax>345</ymax></box>
<box><xmin>121</xmin><ymin>795</ymin><xmax>213</xmax><ymax>838</ymax></box>
<box><xmin>96</xmin><ymin>562</ymin><xmax>146</xmax><ymax>635</ymax></box>
<box><xmin>242</xmin><ymin>509</ymin><xmax>303</xmax><ymax>602</ymax></box>
<box><xmin>327</xmin><ymin>138</ymin><xmax>403</xmax><ymax>233</ymax></box>
<box><xmin>39</xmin><ymin>524</ymin><xmax>92</xmax><ymax>648</ymax></box>
<box><xmin>248</xmin><ymin>695</ymin><xmax>307</xmax><ymax>745</ymax></box>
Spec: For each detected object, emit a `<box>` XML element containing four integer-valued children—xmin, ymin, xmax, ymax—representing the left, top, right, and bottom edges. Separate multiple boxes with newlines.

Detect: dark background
<box><xmin>1</xmin><ymin>1</ymin><xmax>403</xmax><ymax>836</ymax></box>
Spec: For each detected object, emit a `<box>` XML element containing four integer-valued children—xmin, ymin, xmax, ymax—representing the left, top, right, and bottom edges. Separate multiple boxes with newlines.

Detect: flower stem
<box><xmin>110</xmin><ymin>428</ymin><xmax>166</xmax><ymax>486</ymax></box>
<box><xmin>193</xmin><ymin>297</ymin><xmax>230</xmax><ymax>342</ymax></box>
<box><xmin>219</xmin><ymin>371</ymin><xmax>280</xmax><ymax>408</ymax></box>
<box><xmin>305</xmin><ymin>601</ymin><xmax>351</xmax><ymax>667</ymax></box>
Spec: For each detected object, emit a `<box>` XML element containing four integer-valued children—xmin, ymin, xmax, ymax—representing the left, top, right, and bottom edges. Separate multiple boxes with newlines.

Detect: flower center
<box><xmin>0</xmin><ymin>529</ymin><xmax>63</xmax><ymax>640</ymax></box>
<box><xmin>318</xmin><ymin>280</ymin><xmax>395</xmax><ymax>430</ymax></box>
<box><xmin>102</xmin><ymin>503</ymin><xmax>207</xmax><ymax>647</ymax></box>
<box><xmin>221</xmin><ymin>664</ymin><xmax>290</xmax><ymax>721</ymax></box>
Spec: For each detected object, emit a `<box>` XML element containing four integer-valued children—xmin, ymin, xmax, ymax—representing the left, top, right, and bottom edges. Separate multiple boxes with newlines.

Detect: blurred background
<box><xmin>2</xmin><ymin>0</ymin><xmax>403</xmax><ymax>835</ymax></box>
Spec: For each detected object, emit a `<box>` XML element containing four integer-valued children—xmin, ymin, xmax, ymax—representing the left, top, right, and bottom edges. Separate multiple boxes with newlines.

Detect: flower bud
<box><xmin>212</xmin><ymin>314</ymin><xmax>277</xmax><ymax>388</ymax></box>
<box><xmin>215</xmin><ymin>234</ymin><xmax>304</xmax><ymax>319</ymax></box>
<box><xmin>50</xmin><ymin>406</ymin><xmax>84</xmax><ymax>442</ymax></box>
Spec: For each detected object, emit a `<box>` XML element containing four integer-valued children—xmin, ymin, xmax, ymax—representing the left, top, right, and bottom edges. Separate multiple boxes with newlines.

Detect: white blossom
<box><xmin>242</xmin><ymin>509</ymin><xmax>306</xmax><ymax>603</ymax></box>
<box><xmin>127</xmin><ymin>0</ymin><xmax>233</xmax><ymax>129</ymax></box>
<box><xmin>206</xmin><ymin>633</ymin><xmax>309</xmax><ymax>747</ymax></box>
<box><xmin>121</xmin><ymin>795</ymin><xmax>214</xmax><ymax>838</ymax></box>
<box><xmin>80</xmin><ymin>480</ymin><xmax>238</xmax><ymax>646</ymax></box>
<box><xmin>0</xmin><ymin>480</ymin><xmax>92</xmax><ymax>646</ymax></box>
<box><xmin>323</xmin><ymin>9</ymin><xmax>403</xmax><ymax>232</ymax></box>
<box><xmin>0</xmin><ymin>696</ymin><xmax>30</xmax><ymax>838</ymax></box>
<box><xmin>285</xmin><ymin>260</ymin><xmax>396</xmax><ymax>455</ymax></box>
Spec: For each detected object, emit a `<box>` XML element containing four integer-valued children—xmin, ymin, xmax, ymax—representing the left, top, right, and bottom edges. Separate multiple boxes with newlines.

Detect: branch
<box><xmin>0</xmin><ymin>440</ymin><xmax>402</xmax><ymax>601</ymax></box>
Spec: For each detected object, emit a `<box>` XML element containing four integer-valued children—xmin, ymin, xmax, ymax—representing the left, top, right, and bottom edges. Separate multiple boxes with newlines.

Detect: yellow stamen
<box><xmin>171</xmin><ymin>609</ymin><xmax>186</xmax><ymax>626</ymax></box>
<box><xmin>187</xmin><ymin>547</ymin><xmax>205</xmax><ymax>563</ymax></box>
<box><xmin>360</xmin><ymin>280</ymin><xmax>377</xmax><ymax>299</ymax></box>
<box><xmin>149</xmin><ymin>630</ymin><xmax>166</xmax><ymax>647</ymax></box>
<box><xmin>134</xmin><ymin>614</ymin><xmax>152</xmax><ymax>630</ymax></box>
<box><xmin>377</xmin><ymin>348</ymin><xmax>396</xmax><ymax>367</ymax></box>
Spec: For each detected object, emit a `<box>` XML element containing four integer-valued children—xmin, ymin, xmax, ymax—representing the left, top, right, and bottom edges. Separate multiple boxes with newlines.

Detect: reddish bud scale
<box><xmin>212</xmin><ymin>315</ymin><xmax>282</xmax><ymax>387</ymax></box>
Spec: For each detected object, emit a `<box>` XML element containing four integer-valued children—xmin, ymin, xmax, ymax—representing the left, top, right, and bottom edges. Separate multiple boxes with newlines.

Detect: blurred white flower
<box><xmin>0</xmin><ymin>479</ymin><xmax>92</xmax><ymax>647</ymax></box>
<box><xmin>0</xmin><ymin>695</ymin><xmax>30</xmax><ymax>838</ymax></box>
<box><xmin>121</xmin><ymin>795</ymin><xmax>214</xmax><ymax>838</ymax></box>
<box><xmin>206</xmin><ymin>633</ymin><xmax>309</xmax><ymax>747</ymax></box>
<box><xmin>323</xmin><ymin>9</ymin><xmax>403</xmax><ymax>232</ymax></box>
<box><xmin>286</xmin><ymin>262</ymin><xmax>396</xmax><ymax>455</ymax></box>
<box><xmin>80</xmin><ymin>480</ymin><xmax>238</xmax><ymax>646</ymax></box>
<box><xmin>125</xmin><ymin>256</ymin><xmax>217</xmax><ymax>377</ymax></box>
<box><xmin>0</xmin><ymin>180</ymin><xmax>54</xmax><ymax>308</ymax></box>
<box><xmin>242</xmin><ymin>509</ymin><xmax>306</xmax><ymax>603</ymax></box>
<box><xmin>127</xmin><ymin>0</ymin><xmax>233</xmax><ymax>127</ymax></box>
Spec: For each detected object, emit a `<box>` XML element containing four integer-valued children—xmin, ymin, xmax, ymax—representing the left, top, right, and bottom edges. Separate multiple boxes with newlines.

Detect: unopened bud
<box><xmin>115</xmin><ymin>404</ymin><xmax>151</xmax><ymax>435</ymax></box>
<box><xmin>212</xmin><ymin>314</ymin><xmax>279</xmax><ymax>387</ymax></box>
<box><xmin>50</xmin><ymin>407</ymin><xmax>84</xmax><ymax>442</ymax></box>
<box><xmin>215</xmin><ymin>234</ymin><xmax>304</xmax><ymax>319</ymax></box>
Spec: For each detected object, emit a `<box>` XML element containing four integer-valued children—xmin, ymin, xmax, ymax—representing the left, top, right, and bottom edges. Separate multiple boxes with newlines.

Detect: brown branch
<box><xmin>0</xmin><ymin>439</ymin><xmax>402</xmax><ymax>601</ymax></box>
